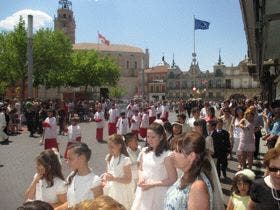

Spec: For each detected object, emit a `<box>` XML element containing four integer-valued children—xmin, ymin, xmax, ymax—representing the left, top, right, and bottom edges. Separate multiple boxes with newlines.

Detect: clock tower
<box><xmin>54</xmin><ymin>0</ymin><xmax>76</xmax><ymax>44</ymax></box>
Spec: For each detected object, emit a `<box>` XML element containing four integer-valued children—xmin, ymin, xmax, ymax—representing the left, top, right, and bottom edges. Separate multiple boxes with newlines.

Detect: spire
<box><xmin>218</xmin><ymin>48</ymin><xmax>223</xmax><ymax>65</ymax></box>
<box><xmin>191</xmin><ymin>52</ymin><xmax>197</xmax><ymax>65</ymax></box>
<box><xmin>172</xmin><ymin>53</ymin><xmax>175</xmax><ymax>67</ymax></box>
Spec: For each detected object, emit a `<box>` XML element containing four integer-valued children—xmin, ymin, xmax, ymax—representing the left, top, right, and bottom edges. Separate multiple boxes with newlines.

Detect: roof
<box><xmin>145</xmin><ymin>65</ymin><xmax>168</xmax><ymax>74</ymax></box>
<box><xmin>73</xmin><ymin>42</ymin><xmax>144</xmax><ymax>53</ymax></box>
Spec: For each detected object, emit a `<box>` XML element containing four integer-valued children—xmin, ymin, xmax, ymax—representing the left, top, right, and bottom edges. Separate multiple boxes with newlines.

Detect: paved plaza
<box><xmin>0</xmin><ymin>112</ymin><xmax>267</xmax><ymax>210</ymax></box>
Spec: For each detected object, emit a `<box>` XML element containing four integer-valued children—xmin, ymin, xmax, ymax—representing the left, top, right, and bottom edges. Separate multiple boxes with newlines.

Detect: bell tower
<box><xmin>54</xmin><ymin>0</ymin><xmax>76</xmax><ymax>44</ymax></box>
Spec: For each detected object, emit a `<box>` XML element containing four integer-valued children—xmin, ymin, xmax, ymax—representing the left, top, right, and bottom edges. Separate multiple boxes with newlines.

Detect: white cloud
<box><xmin>0</xmin><ymin>9</ymin><xmax>52</xmax><ymax>31</ymax></box>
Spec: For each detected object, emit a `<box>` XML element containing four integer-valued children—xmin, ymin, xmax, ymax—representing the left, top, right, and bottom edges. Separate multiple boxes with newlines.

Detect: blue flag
<box><xmin>194</xmin><ymin>18</ymin><xmax>210</xmax><ymax>30</ymax></box>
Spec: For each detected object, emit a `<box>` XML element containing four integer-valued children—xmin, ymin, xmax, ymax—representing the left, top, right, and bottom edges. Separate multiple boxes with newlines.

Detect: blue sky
<box><xmin>0</xmin><ymin>0</ymin><xmax>247</xmax><ymax>71</ymax></box>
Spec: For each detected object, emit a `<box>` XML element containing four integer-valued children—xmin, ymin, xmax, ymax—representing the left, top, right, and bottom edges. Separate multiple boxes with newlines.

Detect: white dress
<box><xmin>106</xmin><ymin>154</ymin><xmax>134</xmax><ymax>210</ymax></box>
<box><xmin>35</xmin><ymin>175</ymin><xmax>66</xmax><ymax>204</ymax></box>
<box><xmin>131</xmin><ymin>149</ymin><xmax>171</xmax><ymax>210</ymax></box>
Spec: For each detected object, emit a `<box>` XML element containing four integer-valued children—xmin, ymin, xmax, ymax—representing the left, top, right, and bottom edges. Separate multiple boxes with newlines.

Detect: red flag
<box><xmin>98</xmin><ymin>32</ymin><xmax>110</xmax><ymax>46</ymax></box>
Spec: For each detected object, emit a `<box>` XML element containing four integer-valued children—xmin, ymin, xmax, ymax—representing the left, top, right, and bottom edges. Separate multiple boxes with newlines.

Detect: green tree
<box><xmin>33</xmin><ymin>28</ymin><xmax>72</xmax><ymax>88</ymax></box>
<box><xmin>70</xmin><ymin>50</ymin><xmax>120</xmax><ymax>98</ymax></box>
<box><xmin>109</xmin><ymin>86</ymin><xmax>126</xmax><ymax>99</ymax></box>
<box><xmin>0</xmin><ymin>17</ymin><xmax>27</xmax><ymax>99</ymax></box>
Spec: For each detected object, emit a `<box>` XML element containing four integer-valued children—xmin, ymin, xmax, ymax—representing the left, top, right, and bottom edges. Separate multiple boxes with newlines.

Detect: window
<box><xmin>150</xmin><ymin>86</ymin><xmax>154</xmax><ymax>92</ymax></box>
<box><xmin>135</xmin><ymin>61</ymin><xmax>137</xmax><ymax>69</ymax></box>
<box><xmin>183</xmin><ymin>81</ymin><xmax>188</xmax><ymax>88</ymax></box>
<box><xmin>208</xmin><ymin>92</ymin><xmax>213</xmax><ymax>98</ymax></box>
<box><xmin>225</xmin><ymin>79</ymin><xmax>231</xmax><ymax>88</ymax></box>
<box><xmin>216</xmin><ymin>80</ymin><xmax>221</xmax><ymax>88</ymax></box>
<box><xmin>63</xmin><ymin>14</ymin><xmax>66</xmax><ymax>18</ymax></box>
<box><xmin>176</xmin><ymin>81</ymin><xmax>180</xmax><ymax>88</ymax></box>
<box><xmin>208</xmin><ymin>80</ymin><xmax>212</xmax><ymax>88</ymax></box>
<box><xmin>162</xmin><ymin>85</ymin><xmax>165</xmax><ymax>92</ymax></box>
<box><xmin>156</xmin><ymin>86</ymin><xmax>159</xmax><ymax>92</ymax></box>
<box><xmin>126</xmin><ymin>61</ymin><xmax>129</xmax><ymax>69</ymax></box>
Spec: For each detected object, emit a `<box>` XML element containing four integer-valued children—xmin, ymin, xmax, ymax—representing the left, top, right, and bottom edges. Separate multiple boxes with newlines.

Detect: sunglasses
<box><xmin>268</xmin><ymin>167</ymin><xmax>280</xmax><ymax>172</ymax></box>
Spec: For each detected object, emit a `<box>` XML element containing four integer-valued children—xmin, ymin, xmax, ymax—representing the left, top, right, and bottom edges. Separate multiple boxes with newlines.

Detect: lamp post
<box><xmin>141</xmin><ymin>57</ymin><xmax>145</xmax><ymax>99</ymax></box>
<box><xmin>27</xmin><ymin>15</ymin><xmax>33</xmax><ymax>98</ymax></box>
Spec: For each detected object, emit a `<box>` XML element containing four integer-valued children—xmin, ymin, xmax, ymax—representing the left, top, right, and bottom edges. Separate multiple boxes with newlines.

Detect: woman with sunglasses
<box><xmin>248</xmin><ymin>144</ymin><xmax>280</xmax><ymax>210</ymax></box>
<box><xmin>164</xmin><ymin>131</ymin><xmax>214</xmax><ymax>210</ymax></box>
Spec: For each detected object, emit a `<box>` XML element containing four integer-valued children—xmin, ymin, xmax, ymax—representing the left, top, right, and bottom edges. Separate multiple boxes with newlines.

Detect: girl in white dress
<box><xmin>24</xmin><ymin>149</ymin><xmax>67</xmax><ymax>208</ymax></box>
<box><xmin>56</xmin><ymin>142</ymin><xmax>103</xmax><ymax>210</ymax></box>
<box><xmin>124</xmin><ymin>132</ymin><xmax>141</xmax><ymax>191</ymax></box>
<box><xmin>229</xmin><ymin>107</ymin><xmax>244</xmax><ymax>169</ymax></box>
<box><xmin>103</xmin><ymin>134</ymin><xmax>134</xmax><ymax>209</ymax></box>
<box><xmin>131</xmin><ymin>122</ymin><xmax>178</xmax><ymax>210</ymax></box>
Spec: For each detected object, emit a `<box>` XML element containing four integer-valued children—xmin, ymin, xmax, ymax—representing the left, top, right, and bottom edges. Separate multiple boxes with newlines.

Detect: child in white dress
<box><xmin>64</xmin><ymin>116</ymin><xmax>81</xmax><ymax>158</ymax></box>
<box><xmin>124</xmin><ymin>132</ymin><xmax>141</xmax><ymax>191</ymax></box>
<box><xmin>116</xmin><ymin>111</ymin><xmax>129</xmax><ymax>135</ymax></box>
<box><xmin>103</xmin><ymin>134</ymin><xmax>134</xmax><ymax>210</ymax></box>
<box><xmin>24</xmin><ymin>149</ymin><xmax>67</xmax><ymax>208</ymax></box>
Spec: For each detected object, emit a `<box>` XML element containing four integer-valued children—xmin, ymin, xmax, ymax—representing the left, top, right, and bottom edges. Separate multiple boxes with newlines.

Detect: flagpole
<box><xmin>97</xmin><ymin>30</ymin><xmax>100</xmax><ymax>51</ymax></box>
<box><xmin>193</xmin><ymin>15</ymin><xmax>196</xmax><ymax>54</ymax></box>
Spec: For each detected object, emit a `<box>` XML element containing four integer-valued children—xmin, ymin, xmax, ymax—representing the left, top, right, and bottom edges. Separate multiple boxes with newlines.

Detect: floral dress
<box><xmin>164</xmin><ymin>172</ymin><xmax>213</xmax><ymax>210</ymax></box>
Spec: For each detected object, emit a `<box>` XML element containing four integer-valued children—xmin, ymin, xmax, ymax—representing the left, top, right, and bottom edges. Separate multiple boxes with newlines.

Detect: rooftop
<box><xmin>73</xmin><ymin>43</ymin><xmax>144</xmax><ymax>53</ymax></box>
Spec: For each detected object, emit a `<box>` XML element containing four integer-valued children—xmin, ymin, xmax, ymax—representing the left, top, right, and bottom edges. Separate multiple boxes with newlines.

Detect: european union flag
<box><xmin>194</xmin><ymin>18</ymin><xmax>210</xmax><ymax>30</ymax></box>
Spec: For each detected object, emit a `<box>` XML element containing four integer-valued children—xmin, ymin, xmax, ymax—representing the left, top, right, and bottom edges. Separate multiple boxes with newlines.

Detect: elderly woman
<box><xmin>164</xmin><ymin>131</ymin><xmax>214</xmax><ymax>210</ymax></box>
<box><xmin>248</xmin><ymin>144</ymin><xmax>280</xmax><ymax>210</ymax></box>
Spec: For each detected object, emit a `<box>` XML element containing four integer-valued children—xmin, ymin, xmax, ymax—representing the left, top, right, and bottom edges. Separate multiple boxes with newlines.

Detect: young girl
<box><xmin>139</xmin><ymin>108</ymin><xmax>149</xmax><ymax>140</ymax></box>
<box><xmin>238</xmin><ymin>107</ymin><xmax>256</xmax><ymax>169</ymax></box>
<box><xmin>229</xmin><ymin>107</ymin><xmax>244</xmax><ymax>170</ymax></box>
<box><xmin>131</xmin><ymin>122</ymin><xmax>177</xmax><ymax>210</ymax></box>
<box><xmin>168</xmin><ymin>121</ymin><xmax>183</xmax><ymax>147</ymax></box>
<box><xmin>56</xmin><ymin>142</ymin><xmax>103</xmax><ymax>210</ymax></box>
<box><xmin>124</xmin><ymin>132</ymin><xmax>141</xmax><ymax>191</ymax></box>
<box><xmin>64</xmin><ymin>116</ymin><xmax>81</xmax><ymax>158</ymax></box>
<box><xmin>116</xmin><ymin>111</ymin><xmax>129</xmax><ymax>135</ymax></box>
<box><xmin>24</xmin><ymin>149</ymin><xmax>67</xmax><ymax>208</ymax></box>
<box><xmin>227</xmin><ymin>169</ymin><xmax>255</xmax><ymax>210</ymax></box>
<box><xmin>131</xmin><ymin>110</ymin><xmax>140</xmax><ymax>137</ymax></box>
<box><xmin>103</xmin><ymin>134</ymin><xmax>134</xmax><ymax>209</ymax></box>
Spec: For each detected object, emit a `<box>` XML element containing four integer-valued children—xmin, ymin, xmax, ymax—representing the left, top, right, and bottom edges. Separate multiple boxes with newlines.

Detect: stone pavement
<box><xmin>0</xmin><ymin>112</ymin><xmax>267</xmax><ymax>210</ymax></box>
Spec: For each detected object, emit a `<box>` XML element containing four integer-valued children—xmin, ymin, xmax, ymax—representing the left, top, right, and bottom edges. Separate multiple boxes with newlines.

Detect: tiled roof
<box><xmin>145</xmin><ymin>65</ymin><xmax>168</xmax><ymax>73</ymax></box>
<box><xmin>73</xmin><ymin>43</ymin><xmax>144</xmax><ymax>53</ymax></box>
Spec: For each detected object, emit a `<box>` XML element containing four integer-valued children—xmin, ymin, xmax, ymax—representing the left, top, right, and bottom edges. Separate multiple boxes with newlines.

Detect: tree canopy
<box><xmin>0</xmin><ymin>17</ymin><xmax>121</xmax><ymax>99</ymax></box>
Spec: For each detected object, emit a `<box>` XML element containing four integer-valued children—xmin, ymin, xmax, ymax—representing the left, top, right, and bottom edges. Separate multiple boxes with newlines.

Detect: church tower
<box><xmin>54</xmin><ymin>0</ymin><xmax>76</xmax><ymax>44</ymax></box>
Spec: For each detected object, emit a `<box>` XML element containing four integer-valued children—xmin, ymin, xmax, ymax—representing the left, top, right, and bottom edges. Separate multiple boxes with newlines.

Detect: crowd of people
<box><xmin>1</xmin><ymin>97</ymin><xmax>280</xmax><ymax>210</ymax></box>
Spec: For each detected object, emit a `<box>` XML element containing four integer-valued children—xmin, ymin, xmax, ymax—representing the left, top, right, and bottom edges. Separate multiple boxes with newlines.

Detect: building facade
<box><xmin>239</xmin><ymin>0</ymin><xmax>280</xmax><ymax>103</ymax></box>
<box><xmin>49</xmin><ymin>0</ymin><xmax>149</xmax><ymax>99</ymax></box>
<box><xmin>143</xmin><ymin>53</ymin><xmax>261</xmax><ymax>101</ymax></box>
<box><xmin>73</xmin><ymin>43</ymin><xmax>149</xmax><ymax>98</ymax></box>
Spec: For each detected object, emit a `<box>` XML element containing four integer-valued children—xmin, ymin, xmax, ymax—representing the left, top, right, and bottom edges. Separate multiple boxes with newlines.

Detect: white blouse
<box><xmin>35</xmin><ymin>175</ymin><xmax>66</xmax><ymax>204</ymax></box>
